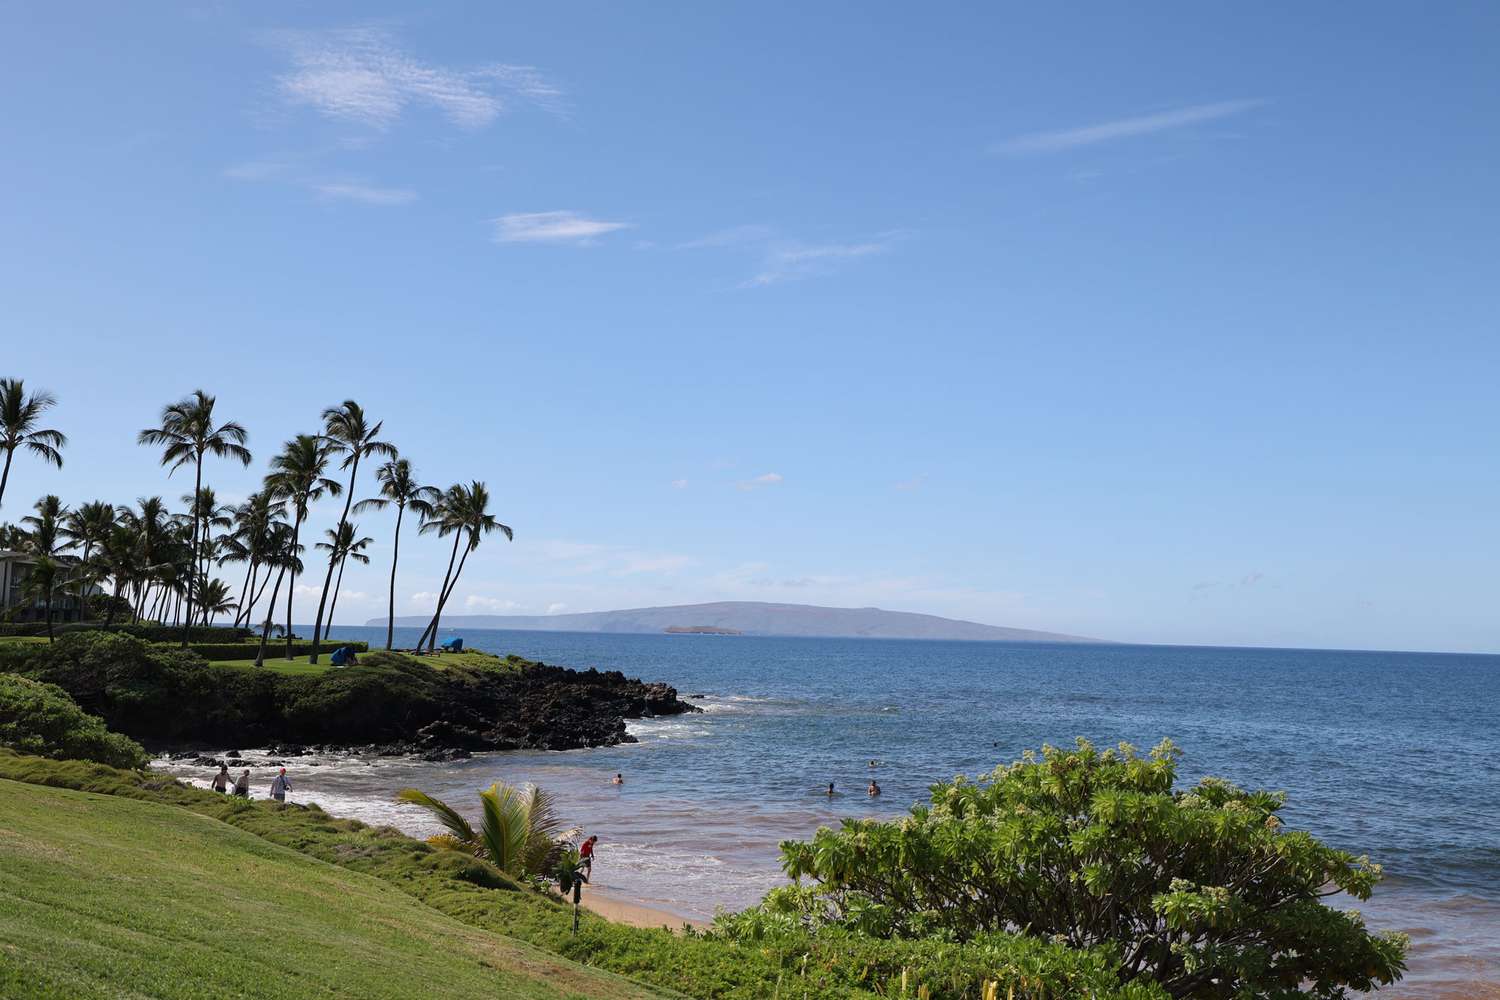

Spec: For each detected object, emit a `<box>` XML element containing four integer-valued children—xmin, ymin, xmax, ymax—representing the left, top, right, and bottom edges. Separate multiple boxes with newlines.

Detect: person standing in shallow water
<box><xmin>210</xmin><ymin>763</ymin><xmax>231</xmax><ymax>793</ymax></box>
<box><xmin>233</xmin><ymin>769</ymin><xmax>250</xmax><ymax>797</ymax></box>
<box><xmin>826</xmin><ymin>782</ymin><xmax>836</xmax><ymax>797</ymax></box>
<box><xmin>269</xmin><ymin>767</ymin><xmax>292</xmax><ymax>804</ymax></box>
<box><xmin>579</xmin><ymin>835</ymin><xmax>597</xmax><ymax>881</ymax></box>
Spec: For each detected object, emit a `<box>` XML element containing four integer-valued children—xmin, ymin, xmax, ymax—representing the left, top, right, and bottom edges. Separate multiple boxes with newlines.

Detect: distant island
<box><xmin>664</xmin><ymin>625</ymin><xmax>744</xmax><ymax>635</ymax></box>
<box><xmin>371</xmin><ymin>600</ymin><xmax>1101</xmax><ymax>643</ymax></box>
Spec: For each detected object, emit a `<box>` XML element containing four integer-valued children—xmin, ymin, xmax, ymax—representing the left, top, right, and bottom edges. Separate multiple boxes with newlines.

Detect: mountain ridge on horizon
<box><xmin>369</xmin><ymin>600</ymin><xmax>1103</xmax><ymax>643</ymax></box>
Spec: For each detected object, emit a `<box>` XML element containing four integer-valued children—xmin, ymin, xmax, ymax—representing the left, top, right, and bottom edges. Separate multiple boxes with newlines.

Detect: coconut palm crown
<box><xmin>0</xmin><ymin>378</ymin><xmax>67</xmax><ymax>512</ymax></box>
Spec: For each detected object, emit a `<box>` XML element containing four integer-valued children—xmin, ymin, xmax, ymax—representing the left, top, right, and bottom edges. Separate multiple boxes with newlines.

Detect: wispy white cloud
<box><xmin>745</xmin><ymin>237</ymin><xmax>898</xmax><ymax>287</ymax></box>
<box><xmin>993</xmin><ymin>99</ymin><xmax>1264</xmax><ymax>155</ymax></box>
<box><xmin>265</xmin><ymin>26</ymin><xmax>564</xmax><ymax>131</ymax></box>
<box><xmin>671</xmin><ymin>479</ymin><xmax>689</xmax><ymax>489</ymax></box>
<box><xmin>465</xmin><ymin>595</ymin><xmax>520</xmax><ymax>613</ymax></box>
<box><xmin>313</xmin><ymin>180</ymin><xmax>417</xmax><ymax>205</ymax></box>
<box><xmin>491</xmin><ymin>211</ymin><xmax>631</xmax><ymax>245</ymax></box>
<box><xmin>677</xmin><ymin>223</ymin><xmax>774</xmax><ymax>250</ymax></box>
<box><xmin>546</xmin><ymin>602</ymin><xmax>569</xmax><ymax>614</ymax></box>
<box><xmin>737</xmin><ymin>472</ymin><xmax>784</xmax><ymax>491</ymax></box>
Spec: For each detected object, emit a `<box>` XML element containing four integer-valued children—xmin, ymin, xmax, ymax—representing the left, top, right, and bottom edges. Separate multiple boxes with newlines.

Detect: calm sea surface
<box><xmin>155</xmin><ymin>626</ymin><xmax>1500</xmax><ymax>996</ymax></box>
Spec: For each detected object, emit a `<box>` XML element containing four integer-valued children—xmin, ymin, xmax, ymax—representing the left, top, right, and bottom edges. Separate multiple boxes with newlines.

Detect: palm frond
<box><xmin>395</xmin><ymin>788</ymin><xmax>477</xmax><ymax>845</ymax></box>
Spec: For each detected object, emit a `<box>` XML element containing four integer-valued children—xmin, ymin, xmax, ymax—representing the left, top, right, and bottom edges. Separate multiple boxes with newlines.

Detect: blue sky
<box><xmin>2</xmin><ymin>4</ymin><xmax>1497</xmax><ymax>652</ymax></box>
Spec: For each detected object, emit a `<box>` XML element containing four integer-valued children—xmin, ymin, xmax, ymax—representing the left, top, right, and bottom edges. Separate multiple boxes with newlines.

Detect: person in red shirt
<box><xmin>579</xmin><ymin>835</ymin><xmax>598</xmax><ymax>881</ymax></box>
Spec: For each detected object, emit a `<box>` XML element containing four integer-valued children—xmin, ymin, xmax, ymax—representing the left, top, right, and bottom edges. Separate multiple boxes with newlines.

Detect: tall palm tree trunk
<box><xmin>182</xmin><ymin>458</ymin><xmax>202</xmax><ymax>647</ymax></box>
<box><xmin>385</xmin><ymin>505</ymin><xmax>405</xmax><ymax>651</ymax></box>
<box><xmin>255</xmin><ymin>562</ymin><xmax>291</xmax><ymax>668</ymax></box>
<box><xmin>326</xmin><ymin>550</ymin><xmax>350</xmax><ymax>641</ymax></box>
<box><xmin>417</xmin><ymin>531</ymin><xmax>463</xmax><ymax>649</ymax></box>
<box><xmin>424</xmin><ymin>538</ymin><xmax>473</xmax><ymax>651</ymax></box>
<box><xmin>0</xmin><ymin>448</ymin><xmax>13</xmax><ymax>512</ymax></box>
<box><xmin>311</xmin><ymin>455</ymin><xmax>361</xmax><ymax>663</ymax></box>
<box><xmin>44</xmin><ymin>591</ymin><xmax>54</xmax><ymax>642</ymax></box>
<box><xmin>283</xmin><ymin>519</ymin><xmax>303</xmax><ymax>660</ymax></box>
<box><xmin>235</xmin><ymin>558</ymin><xmax>256</xmax><ymax>627</ymax></box>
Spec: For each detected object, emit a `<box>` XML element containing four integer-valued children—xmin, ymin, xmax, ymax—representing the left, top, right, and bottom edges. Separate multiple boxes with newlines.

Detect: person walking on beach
<box><xmin>579</xmin><ymin>835</ymin><xmax>597</xmax><ymax>881</ymax></box>
<box><xmin>269</xmin><ymin>767</ymin><xmax>292</xmax><ymax>804</ymax></box>
<box><xmin>210</xmin><ymin>763</ymin><xmax>231</xmax><ymax>793</ymax></box>
<box><xmin>233</xmin><ymin>769</ymin><xmax>251</xmax><ymax>797</ymax></box>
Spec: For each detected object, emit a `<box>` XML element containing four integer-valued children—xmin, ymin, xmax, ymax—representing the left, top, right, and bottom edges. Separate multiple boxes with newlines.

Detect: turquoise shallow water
<box><xmin>161</xmin><ymin>626</ymin><xmax>1500</xmax><ymax>993</ymax></box>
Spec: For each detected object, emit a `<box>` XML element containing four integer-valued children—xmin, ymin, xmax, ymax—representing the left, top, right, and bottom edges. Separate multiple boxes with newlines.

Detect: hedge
<box><xmin>181</xmin><ymin>640</ymin><xmax>369</xmax><ymax>661</ymax></box>
<box><xmin>0</xmin><ymin>623</ymin><xmax>254</xmax><ymax>642</ymax></box>
<box><xmin>0</xmin><ymin>673</ymin><xmax>149</xmax><ymax>769</ymax></box>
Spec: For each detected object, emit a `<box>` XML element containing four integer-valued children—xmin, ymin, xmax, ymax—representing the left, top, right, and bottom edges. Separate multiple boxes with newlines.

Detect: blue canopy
<box><xmin>440</xmin><ymin>637</ymin><xmax>463</xmax><ymax>651</ymax></box>
<box><xmin>329</xmin><ymin>646</ymin><xmax>352</xmax><ymax>666</ymax></box>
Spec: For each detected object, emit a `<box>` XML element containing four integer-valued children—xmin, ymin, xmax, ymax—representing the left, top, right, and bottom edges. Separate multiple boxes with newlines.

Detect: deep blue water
<box><xmin>172</xmin><ymin>626</ymin><xmax>1500</xmax><ymax>990</ymax></box>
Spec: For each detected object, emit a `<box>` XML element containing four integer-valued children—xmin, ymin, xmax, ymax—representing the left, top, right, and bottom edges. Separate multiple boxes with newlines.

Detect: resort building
<box><xmin>0</xmin><ymin>549</ymin><xmax>89</xmax><ymax>623</ymax></box>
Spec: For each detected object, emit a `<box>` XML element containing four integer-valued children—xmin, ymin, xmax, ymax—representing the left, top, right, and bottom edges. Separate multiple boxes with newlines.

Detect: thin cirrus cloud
<box><xmin>992</xmin><ymin>99</ymin><xmax>1264</xmax><ymax>155</ymax></box>
<box><xmin>737</xmin><ymin>472</ymin><xmax>784</xmax><ymax>491</ymax></box>
<box><xmin>745</xmin><ymin>238</ymin><xmax>895</xmax><ymax>287</ymax></box>
<box><xmin>491</xmin><ymin>211</ymin><xmax>631</xmax><ymax>245</ymax></box>
<box><xmin>264</xmin><ymin>25</ymin><xmax>564</xmax><ymax>131</ymax></box>
<box><xmin>313</xmin><ymin>180</ymin><xmax>417</xmax><ymax>206</ymax></box>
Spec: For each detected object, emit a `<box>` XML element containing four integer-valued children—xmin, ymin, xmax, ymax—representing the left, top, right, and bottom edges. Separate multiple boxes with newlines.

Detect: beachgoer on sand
<box><xmin>580</xmin><ymin>835</ymin><xmax>598</xmax><ymax>881</ymax></box>
<box><xmin>211</xmin><ymin>763</ymin><xmax>231</xmax><ymax>793</ymax></box>
<box><xmin>269</xmin><ymin>767</ymin><xmax>292</xmax><ymax>804</ymax></box>
<box><xmin>233</xmin><ymin>769</ymin><xmax>251</xmax><ymax>797</ymax></box>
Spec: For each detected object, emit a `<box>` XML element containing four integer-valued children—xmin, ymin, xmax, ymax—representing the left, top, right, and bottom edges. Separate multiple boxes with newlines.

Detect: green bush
<box><xmin>0</xmin><ymin>673</ymin><xmax>148</xmax><ymax>769</ymax></box>
<box><xmin>728</xmin><ymin>739</ymin><xmax>1408</xmax><ymax>999</ymax></box>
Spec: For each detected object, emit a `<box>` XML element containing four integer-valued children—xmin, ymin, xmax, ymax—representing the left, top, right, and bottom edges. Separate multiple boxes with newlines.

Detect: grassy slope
<box><xmin>0</xmin><ymin>779</ymin><xmax>670</xmax><ymax>1000</ymax></box>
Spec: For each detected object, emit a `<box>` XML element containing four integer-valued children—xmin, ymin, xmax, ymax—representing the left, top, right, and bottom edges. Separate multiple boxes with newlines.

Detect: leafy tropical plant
<box><xmin>395</xmin><ymin>780</ymin><xmax>576</xmax><ymax>880</ymax></box>
<box><xmin>138</xmin><ymin>390</ymin><xmax>251</xmax><ymax>646</ymax></box>
<box><xmin>415</xmin><ymin>481</ymin><xmax>512</xmax><ymax>651</ymax></box>
<box><xmin>315</xmin><ymin>521</ymin><xmax>372</xmax><ymax>639</ymax></box>
<box><xmin>309</xmin><ymin>401</ymin><xmax>395</xmax><ymax>663</ymax></box>
<box><xmin>18</xmin><ymin>555</ymin><xmax>61</xmax><ymax>641</ymax></box>
<box><xmin>354</xmin><ymin>457</ymin><xmax>439</xmax><ymax>650</ymax></box>
<box><xmin>726</xmin><ymin>739</ymin><xmax>1408</xmax><ymax>1000</ymax></box>
<box><xmin>0</xmin><ymin>378</ymin><xmax>66</xmax><ymax>513</ymax></box>
<box><xmin>254</xmin><ymin>435</ymin><xmax>340</xmax><ymax>666</ymax></box>
<box><xmin>0</xmin><ymin>673</ymin><xmax>147</xmax><ymax>768</ymax></box>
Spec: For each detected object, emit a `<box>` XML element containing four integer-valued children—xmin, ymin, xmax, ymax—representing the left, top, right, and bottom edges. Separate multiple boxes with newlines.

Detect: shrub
<box><xmin>0</xmin><ymin>622</ymin><xmax>253</xmax><ymax>641</ymax></box>
<box><xmin>727</xmin><ymin>739</ymin><xmax>1408</xmax><ymax>999</ymax></box>
<box><xmin>0</xmin><ymin>673</ymin><xmax>148</xmax><ymax>769</ymax></box>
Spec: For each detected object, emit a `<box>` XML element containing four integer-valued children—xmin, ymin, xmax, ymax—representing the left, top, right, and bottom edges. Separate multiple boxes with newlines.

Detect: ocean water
<box><xmin>157</xmin><ymin>627</ymin><xmax>1500</xmax><ymax>995</ymax></box>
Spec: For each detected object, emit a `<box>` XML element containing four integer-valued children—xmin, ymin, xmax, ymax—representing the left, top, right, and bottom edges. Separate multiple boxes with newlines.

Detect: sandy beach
<box><xmin>576</xmin><ymin>885</ymin><xmax>709</xmax><ymax>932</ymax></box>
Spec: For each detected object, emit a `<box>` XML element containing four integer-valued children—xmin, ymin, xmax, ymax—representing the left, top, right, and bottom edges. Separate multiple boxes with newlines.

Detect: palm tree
<box><xmin>196</xmin><ymin>576</ymin><xmax>238</xmax><ymax>625</ymax></box>
<box><xmin>21</xmin><ymin>495</ymin><xmax>67</xmax><ymax>558</ymax></box>
<box><xmin>138</xmin><ymin>391</ymin><xmax>251</xmax><ymax>645</ymax></box>
<box><xmin>254</xmin><ymin>435</ymin><xmax>340</xmax><ymax>667</ymax></box>
<box><xmin>61</xmin><ymin>500</ymin><xmax>115</xmax><ymax>621</ymax></box>
<box><xmin>395</xmin><ymin>781</ymin><xmax>575</xmax><ymax>880</ymax></box>
<box><xmin>97</xmin><ymin>523</ymin><xmax>142</xmax><ymax>627</ymax></box>
<box><xmin>354</xmin><ymin>458</ymin><xmax>439</xmax><ymax>650</ymax></box>
<box><xmin>19</xmin><ymin>555</ymin><xmax>61</xmax><ymax>642</ymax></box>
<box><xmin>225</xmin><ymin>490</ymin><xmax>286</xmax><ymax>627</ymax></box>
<box><xmin>0</xmin><ymin>378</ymin><xmax>66</xmax><ymax>513</ymax></box>
<box><xmin>183</xmin><ymin>487</ymin><xmax>233</xmax><ymax>584</ymax></box>
<box><xmin>309</xmin><ymin>401</ymin><xmax>396</xmax><ymax>663</ymax></box>
<box><xmin>315</xmin><ymin>521</ymin><xmax>372</xmax><ymax>641</ymax></box>
<box><xmin>416</xmin><ymin>481</ymin><xmax>512</xmax><ymax>651</ymax></box>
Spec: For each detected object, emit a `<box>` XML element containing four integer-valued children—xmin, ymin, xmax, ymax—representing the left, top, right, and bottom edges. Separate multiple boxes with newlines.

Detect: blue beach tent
<box><xmin>329</xmin><ymin>646</ymin><xmax>352</xmax><ymax>666</ymax></box>
<box><xmin>440</xmin><ymin>637</ymin><xmax>464</xmax><ymax>652</ymax></box>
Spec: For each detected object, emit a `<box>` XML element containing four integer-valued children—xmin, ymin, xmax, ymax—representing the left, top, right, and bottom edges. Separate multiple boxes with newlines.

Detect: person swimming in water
<box><xmin>867</xmin><ymin>780</ymin><xmax>881</xmax><ymax>797</ymax></box>
<box><xmin>611</xmin><ymin>773</ymin><xmax>624</xmax><ymax>785</ymax></box>
<box><xmin>826</xmin><ymin>782</ymin><xmax>836</xmax><ymax>797</ymax></box>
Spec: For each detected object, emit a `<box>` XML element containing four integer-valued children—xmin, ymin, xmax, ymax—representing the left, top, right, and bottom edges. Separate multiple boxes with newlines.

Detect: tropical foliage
<box><xmin>397</xmin><ymin>780</ymin><xmax>577</xmax><ymax>880</ymax></box>
<box><xmin>0</xmin><ymin>378</ymin><xmax>66</xmax><ymax>512</ymax></box>
<box><xmin>2</xmin><ymin>378</ymin><xmax>515</xmax><ymax>664</ymax></box>
<box><xmin>718</xmin><ymin>739</ymin><xmax>1408</xmax><ymax>999</ymax></box>
<box><xmin>0</xmin><ymin>672</ymin><xmax>148</xmax><ymax>768</ymax></box>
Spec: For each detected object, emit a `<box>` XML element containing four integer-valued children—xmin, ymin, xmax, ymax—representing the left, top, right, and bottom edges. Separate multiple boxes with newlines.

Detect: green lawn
<box><xmin>210</xmin><ymin>648</ymin><xmax>519</xmax><ymax>675</ymax></box>
<box><xmin>0</xmin><ymin>779</ymin><xmax>671</xmax><ymax>1000</ymax></box>
<box><xmin>0</xmin><ymin>636</ymin><xmax>49</xmax><ymax>646</ymax></box>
